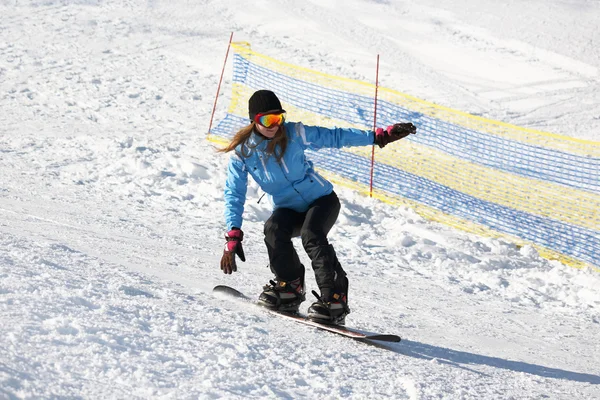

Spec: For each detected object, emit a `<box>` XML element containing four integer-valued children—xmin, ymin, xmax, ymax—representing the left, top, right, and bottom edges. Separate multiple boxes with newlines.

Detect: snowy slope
<box><xmin>1</xmin><ymin>0</ymin><xmax>599</xmax><ymax>399</ymax></box>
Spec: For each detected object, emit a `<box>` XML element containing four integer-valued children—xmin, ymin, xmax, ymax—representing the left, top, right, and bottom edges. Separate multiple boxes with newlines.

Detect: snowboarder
<box><xmin>218</xmin><ymin>89</ymin><xmax>416</xmax><ymax>324</ymax></box>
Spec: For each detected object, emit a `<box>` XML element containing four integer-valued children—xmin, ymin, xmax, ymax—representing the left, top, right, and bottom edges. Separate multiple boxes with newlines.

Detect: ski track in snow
<box><xmin>1</xmin><ymin>0</ymin><xmax>599</xmax><ymax>399</ymax></box>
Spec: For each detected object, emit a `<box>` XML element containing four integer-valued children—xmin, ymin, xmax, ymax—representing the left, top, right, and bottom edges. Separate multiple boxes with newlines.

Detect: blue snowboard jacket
<box><xmin>224</xmin><ymin>121</ymin><xmax>375</xmax><ymax>230</ymax></box>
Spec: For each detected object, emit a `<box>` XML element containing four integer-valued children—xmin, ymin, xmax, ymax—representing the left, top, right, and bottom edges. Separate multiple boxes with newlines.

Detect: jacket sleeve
<box><xmin>224</xmin><ymin>153</ymin><xmax>248</xmax><ymax>230</ymax></box>
<box><xmin>289</xmin><ymin>122</ymin><xmax>375</xmax><ymax>150</ymax></box>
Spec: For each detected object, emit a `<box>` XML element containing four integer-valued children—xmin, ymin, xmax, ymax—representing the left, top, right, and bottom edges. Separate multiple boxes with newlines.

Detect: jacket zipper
<box><xmin>280</xmin><ymin>158</ymin><xmax>290</xmax><ymax>174</ymax></box>
<box><xmin>259</xmin><ymin>156</ymin><xmax>270</xmax><ymax>180</ymax></box>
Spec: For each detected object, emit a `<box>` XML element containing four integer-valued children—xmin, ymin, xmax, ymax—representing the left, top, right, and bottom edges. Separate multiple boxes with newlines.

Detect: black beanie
<box><xmin>248</xmin><ymin>90</ymin><xmax>285</xmax><ymax>121</ymax></box>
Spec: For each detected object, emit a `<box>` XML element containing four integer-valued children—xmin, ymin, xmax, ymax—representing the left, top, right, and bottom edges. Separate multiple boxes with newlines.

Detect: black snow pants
<box><xmin>263</xmin><ymin>191</ymin><xmax>346</xmax><ymax>297</ymax></box>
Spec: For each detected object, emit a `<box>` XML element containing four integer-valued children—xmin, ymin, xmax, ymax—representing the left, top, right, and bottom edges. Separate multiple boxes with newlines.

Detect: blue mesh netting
<box><xmin>233</xmin><ymin>54</ymin><xmax>599</xmax><ymax>193</ymax></box>
<box><xmin>212</xmin><ymin>114</ymin><xmax>599</xmax><ymax>267</ymax></box>
<box><xmin>212</xmin><ymin>50</ymin><xmax>600</xmax><ymax>268</ymax></box>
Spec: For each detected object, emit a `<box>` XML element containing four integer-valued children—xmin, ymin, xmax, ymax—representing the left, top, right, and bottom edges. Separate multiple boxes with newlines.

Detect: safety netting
<box><xmin>209</xmin><ymin>42</ymin><xmax>600</xmax><ymax>271</ymax></box>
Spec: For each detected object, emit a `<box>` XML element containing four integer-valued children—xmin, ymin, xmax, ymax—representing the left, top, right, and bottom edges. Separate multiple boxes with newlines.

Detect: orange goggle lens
<box><xmin>254</xmin><ymin>112</ymin><xmax>285</xmax><ymax>128</ymax></box>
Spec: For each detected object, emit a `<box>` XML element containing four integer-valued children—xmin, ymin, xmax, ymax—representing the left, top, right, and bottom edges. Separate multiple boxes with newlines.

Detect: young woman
<box><xmin>219</xmin><ymin>90</ymin><xmax>416</xmax><ymax>325</ymax></box>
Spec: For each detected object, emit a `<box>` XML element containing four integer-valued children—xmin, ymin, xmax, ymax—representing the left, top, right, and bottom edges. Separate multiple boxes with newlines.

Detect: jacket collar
<box><xmin>247</xmin><ymin>129</ymin><xmax>270</xmax><ymax>147</ymax></box>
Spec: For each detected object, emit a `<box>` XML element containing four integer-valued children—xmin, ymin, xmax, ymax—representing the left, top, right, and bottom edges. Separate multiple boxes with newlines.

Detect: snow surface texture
<box><xmin>1</xmin><ymin>0</ymin><xmax>599</xmax><ymax>399</ymax></box>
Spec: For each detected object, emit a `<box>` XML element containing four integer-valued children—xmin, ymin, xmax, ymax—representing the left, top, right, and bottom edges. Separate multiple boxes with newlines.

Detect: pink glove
<box><xmin>220</xmin><ymin>228</ymin><xmax>245</xmax><ymax>274</ymax></box>
<box><xmin>375</xmin><ymin>123</ymin><xmax>417</xmax><ymax>148</ymax></box>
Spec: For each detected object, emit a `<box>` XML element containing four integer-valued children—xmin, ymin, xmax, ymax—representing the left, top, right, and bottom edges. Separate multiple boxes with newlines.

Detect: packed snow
<box><xmin>1</xmin><ymin>0</ymin><xmax>599</xmax><ymax>399</ymax></box>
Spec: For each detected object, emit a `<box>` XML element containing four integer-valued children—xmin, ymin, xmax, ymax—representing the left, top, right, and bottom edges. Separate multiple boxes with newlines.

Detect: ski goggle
<box><xmin>254</xmin><ymin>112</ymin><xmax>286</xmax><ymax>128</ymax></box>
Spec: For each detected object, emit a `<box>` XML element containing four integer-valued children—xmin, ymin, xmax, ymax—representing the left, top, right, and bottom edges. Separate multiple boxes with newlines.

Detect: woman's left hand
<box><xmin>375</xmin><ymin>123</ymin><xmax>417</xmax><ymax>148</ymax></box>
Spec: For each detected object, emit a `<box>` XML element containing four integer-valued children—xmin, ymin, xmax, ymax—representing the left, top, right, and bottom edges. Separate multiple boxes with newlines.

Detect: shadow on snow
<box><xmin>372</xmin><ymin>339</ymin><xmax>600</xmax><ymax>384</ymax></box>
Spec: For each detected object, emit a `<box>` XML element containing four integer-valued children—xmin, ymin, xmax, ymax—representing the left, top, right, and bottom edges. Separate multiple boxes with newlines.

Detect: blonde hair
<box><xmin>218</xmin><ymin>122</ymin><xmax>288</xmax><ymax>162</ymax></box>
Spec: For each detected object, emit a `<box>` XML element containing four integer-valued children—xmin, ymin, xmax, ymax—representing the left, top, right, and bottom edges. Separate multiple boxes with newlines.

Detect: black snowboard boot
<box><xmin>307</xmin><ymin>275</ymin><xmax>350</xmax><ymax>325</ymax></box>
<box><xmin>258</xmin><ymin>271</ymin><xmax>305</xmax><ymax>313</ymax></box>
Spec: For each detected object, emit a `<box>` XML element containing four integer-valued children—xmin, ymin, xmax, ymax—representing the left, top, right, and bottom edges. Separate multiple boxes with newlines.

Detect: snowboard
<box><xmin>213</xmin><ymin>284</ymin><xmax>401</xmax><ymax>342</ymax></box>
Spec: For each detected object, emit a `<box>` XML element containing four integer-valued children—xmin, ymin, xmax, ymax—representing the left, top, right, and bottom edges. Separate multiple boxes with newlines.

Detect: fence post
<box><xmin>369</xmin><ymin>54</ymin><xmax>380</xmax><ymax>198</ymax></box>
<box><xmin>207</xmin><ymin>32</ymin><xmax>234</xmax><ymax>137</ymax></box>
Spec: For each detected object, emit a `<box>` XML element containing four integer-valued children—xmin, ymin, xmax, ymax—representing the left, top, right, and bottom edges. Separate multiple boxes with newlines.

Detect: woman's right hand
<box><xmin>220</xmin><ymin>228</ymin><xmax>246</xmax><ymax>274</ymax></box>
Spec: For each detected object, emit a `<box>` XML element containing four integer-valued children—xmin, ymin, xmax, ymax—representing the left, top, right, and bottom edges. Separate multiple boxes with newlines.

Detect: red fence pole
<box><xmin>207</xmin><ymin>32</ymin><xmax>234</xmax><ymax>136</ymax></box>
<box><xmin>369</xmin><ymin>54</ymin><xmax>380</xmax><ymax>198</ymax></box>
